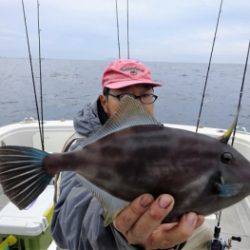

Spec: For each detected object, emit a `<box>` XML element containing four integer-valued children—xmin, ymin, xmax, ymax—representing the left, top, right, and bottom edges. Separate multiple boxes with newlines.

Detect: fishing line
<box><xmin>195</xmin><ymin>0</ymin><xmax>224</xmax><ymax>133</ymax></box>
<box><xmin>114</xmin><ymin>0</ymin><xmax>121</xmax><ymax>59</ymax></box>
<box><xmin>36</xmin><ymin>0</ymin><xmax>45</xmax><ymax>151</ymax></box>
<box><xmin>231</xmin><ymin>40</ymin><xmax>250</xmax><ymax>146</ymax></box>
<box><xmin>126</xmin><ymin>0</ymin><xmax>130</xmax><ymax>59</ymax></box>
<box><xmin>21</xmin><ymin>0</ymin><xmax>44</xmax><ymax>150</ymax></box>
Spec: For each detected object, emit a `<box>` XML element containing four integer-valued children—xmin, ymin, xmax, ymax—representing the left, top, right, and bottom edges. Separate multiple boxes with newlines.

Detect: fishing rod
<box><xmin>36</xmin><ymin>0</ymin><xmax>45</xmax><ymax>151</ymax></box>
<box><xmin>194</xmin><ymin>4</ymin><xmax>225</xmax><ymax>242</ymax></box>
<box><xmin>210</xmin><ymin>40</ymin><xmax>250</xmax><ymax>250</ymax></box>
<box><xmin>126</xmin><ymin>0</ymin><xmax>130</xmax><ymax>59</ymax></box>
<box><xmin>21</xmin><ymin>0</ymin><xmax>44</xmax><ymax>150</ymax></box>
<box><xmin>114</xmin><ymin>0</ymin><xmax>121</xmax><ymax>59</ymax></box>
<box><xmin>195</xmin><ymin>0</ymin><xmax>224</xmax><ymax>133</ymax></box>
<box><xmin>231</xmin><ymin>40</ymin><xmax>250</xmax><ymax>146</ymax></box>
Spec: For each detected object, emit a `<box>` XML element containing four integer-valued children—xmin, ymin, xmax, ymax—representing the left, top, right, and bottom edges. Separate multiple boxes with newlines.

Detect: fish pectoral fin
<box><xmin>103</xmin><ymin>210</ymin><xmax>114</xmax><ymax>227</ymax></box>
<box><xmin>215</xmin><ymin>182</ymin><xmax>243</xmax><ymax>197</ymax></box>
<box><xmin>103</xmin><ymin>207</ymin><xmax>124</xmax><ymax>227</ymax></box>
<box><xmin>76</xmin><ymin>176</ymin><xmax>128</xmax><ymax>227</ymax></box>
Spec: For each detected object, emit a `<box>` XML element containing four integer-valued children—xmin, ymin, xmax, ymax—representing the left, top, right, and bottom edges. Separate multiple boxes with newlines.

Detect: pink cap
<box><xmin>102</xmin><ymin>59</ymin><xmax>161</xmax><ymax>90</ymax></box>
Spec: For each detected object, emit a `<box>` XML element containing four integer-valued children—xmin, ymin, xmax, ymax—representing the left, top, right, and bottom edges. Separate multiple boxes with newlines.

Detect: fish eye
<box><xmin>221</xmin><ymin>152</ymin><xmax>233</xmax><ymax>164</ymax></box>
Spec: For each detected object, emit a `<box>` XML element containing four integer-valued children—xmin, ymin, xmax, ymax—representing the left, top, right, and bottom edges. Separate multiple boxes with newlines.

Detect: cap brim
<box><xmin>105</xmin><ymin>80</ymin><xmax>162</xmax><ymax>89</ymax></box>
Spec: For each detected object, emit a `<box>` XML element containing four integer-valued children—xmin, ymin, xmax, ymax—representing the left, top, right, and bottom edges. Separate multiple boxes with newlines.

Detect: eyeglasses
<box><xmin>107</xmin><ymin>93</ymin><xmax>158</xmax><ymax>104</ymax></box>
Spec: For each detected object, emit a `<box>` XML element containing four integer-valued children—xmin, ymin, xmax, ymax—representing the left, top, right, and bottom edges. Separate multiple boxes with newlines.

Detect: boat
<box><xmin>0</xmin><ymin>118</ymin><xmax>249</xmax><ymax>249</ymax></box>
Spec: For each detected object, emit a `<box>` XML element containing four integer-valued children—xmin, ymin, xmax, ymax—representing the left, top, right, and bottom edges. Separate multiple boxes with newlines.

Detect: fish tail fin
<box><xmin>0</xmin><ymin>145</ymin><xmax>52</xmax><ymax>209</ymax></box>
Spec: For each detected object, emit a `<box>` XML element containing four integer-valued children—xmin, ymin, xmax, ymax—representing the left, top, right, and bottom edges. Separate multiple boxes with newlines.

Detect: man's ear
<box><xmin>99</xmin><ymin>95</ymin><xmax>109</xmax><ymax>114</ymax></box>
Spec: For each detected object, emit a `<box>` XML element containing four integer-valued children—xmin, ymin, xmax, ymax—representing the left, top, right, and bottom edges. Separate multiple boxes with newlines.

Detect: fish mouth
<box><xmin>213</xmin><ymin>168</ymin><xmax>247</xmax><ymax>197</ymax></box>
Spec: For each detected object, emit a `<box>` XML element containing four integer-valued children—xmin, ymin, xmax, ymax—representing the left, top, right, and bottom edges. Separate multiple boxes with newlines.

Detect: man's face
<box><xmin>100</xmin><ymin>85</ymin><xmax>155</xmax><ymax>117</ymax></box>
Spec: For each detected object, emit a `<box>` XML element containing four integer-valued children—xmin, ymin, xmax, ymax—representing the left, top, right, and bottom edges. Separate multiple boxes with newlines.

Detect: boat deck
<box><xmin>219</xmin><ymin>198</ymin><xmax>250</xmax><ymax>249</ymax></box>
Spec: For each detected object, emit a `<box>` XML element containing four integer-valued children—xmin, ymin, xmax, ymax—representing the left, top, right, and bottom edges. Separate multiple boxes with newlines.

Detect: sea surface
<box><xmin>0</xmin><ymin>58</ymin><xmax>249</xmax><ymax>131</ymax></box>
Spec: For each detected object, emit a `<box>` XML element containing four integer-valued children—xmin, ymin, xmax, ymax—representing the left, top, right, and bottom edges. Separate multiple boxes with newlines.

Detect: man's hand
<box><xmin>113</xmin><ymin>194</ymin><xmax>204</xmax><ymax>249</ymax></box>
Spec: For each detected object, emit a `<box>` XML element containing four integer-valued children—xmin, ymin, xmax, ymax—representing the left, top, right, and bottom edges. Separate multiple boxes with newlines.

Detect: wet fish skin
<box><xmin>1</xmin><ymin>96</ymin><xmax>250</xmax><ymax>221</ymax></box>
<box><xmin>44</xmin><ymin>124</ymin><xmax>250</xmax><ymax>222</ymax></box>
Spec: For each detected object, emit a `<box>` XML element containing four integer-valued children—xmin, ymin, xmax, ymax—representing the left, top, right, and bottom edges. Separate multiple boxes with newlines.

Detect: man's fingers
<box><xmin>148</xmin><ymin>212</ymin><xmax>198</xmax><ymax>249</ymax></box>
<box><xmin>155</xmin><ymin>222</ymin><xmax>178</xmax><ymax>232</ymax></box>
<box><xmin>195</xmin><ymin>215</ymin><xmax>205</xmax><ymax>229</ymax></box>
<box><xmin>152</xmin><ymin>214</ymin><xmax>204</xmax><ymax>234</ymax></box>
<box><xmin>168</xmin><ymin>212</ymin><xmax>198</xmax><ymax>243</ymax></box>
<box><xmin>126</xmin><ymin>194</ymin><xmax>174</xmax><ymax>244</ymax></box>
<box><xmin>113</xmin><ymin>194</ymin><xmax>154</xmax><ymax>235</ymax></box>
<box><xmin>114</xmin><ymin>194</ymin><xmax>204</xmax><ymax>249</ymax></box>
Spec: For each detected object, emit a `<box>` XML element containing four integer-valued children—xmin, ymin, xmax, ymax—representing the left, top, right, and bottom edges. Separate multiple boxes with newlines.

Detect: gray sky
<box><xmin>0</xmin><ymin>0</ymin><xmax>249</xmax><ymax>63</ymax></box>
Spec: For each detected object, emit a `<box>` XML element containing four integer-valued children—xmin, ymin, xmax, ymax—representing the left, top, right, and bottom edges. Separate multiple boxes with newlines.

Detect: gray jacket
<box><xmin>51</xmin><ymin>101</ymin><xmax>136</xmax><ymax>250</ymax></box>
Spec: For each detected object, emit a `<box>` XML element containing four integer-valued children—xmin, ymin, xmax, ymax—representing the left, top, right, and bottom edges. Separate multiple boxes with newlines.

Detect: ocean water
<box><xmin>0</xmin><ymin>58</ymin><xmax>249</xmax><ymax>131</ymax></box>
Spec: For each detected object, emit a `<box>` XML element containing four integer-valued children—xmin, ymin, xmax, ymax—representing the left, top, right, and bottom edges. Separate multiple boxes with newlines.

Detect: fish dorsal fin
<box><xmin>218</xmin><ymin>116</ymin><xmax>237</xmax><ymax>144</ymax></box>
<box><xmin>101</xmin><ymin>95</ymin><xmax>161</xmax><ymax>130</ymax></box>
<box><xmin>75</xmin><ymin>95</ymin><xmax>161</xmax><ymax>148</ymax></box>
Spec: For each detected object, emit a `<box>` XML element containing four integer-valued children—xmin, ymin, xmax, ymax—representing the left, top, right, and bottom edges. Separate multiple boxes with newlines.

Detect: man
<box><xmin>51</xmin><ymin>59</ymin><xmax>211</xmax><ymax>250</ymax></box>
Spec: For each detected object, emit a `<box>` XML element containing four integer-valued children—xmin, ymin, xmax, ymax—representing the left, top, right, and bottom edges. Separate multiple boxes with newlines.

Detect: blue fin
<box><xmin>216</xmin><ymin>183</ymin><xmax>243</xmax><ymax>197</ymax></box>
<box><xmin>0</xmin><ymin>146</ymin><xmax>52</xmax><ymax>209</ymax></box>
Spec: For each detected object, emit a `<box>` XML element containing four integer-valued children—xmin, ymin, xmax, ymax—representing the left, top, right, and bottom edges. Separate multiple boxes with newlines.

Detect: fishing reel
<box><xmin>210</xmin><ymin>229</ymin><xmax>241</xmax><ymax>249</ymax></box>
<box><xmin>210</xmin><ymin>215</ymin><xmax>241</xmax><ymax>250</ymax></box>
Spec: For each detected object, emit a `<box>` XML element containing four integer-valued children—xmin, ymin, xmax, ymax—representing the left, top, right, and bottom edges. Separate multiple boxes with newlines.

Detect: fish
<box><xmin>0</xmin><ymin>96</ymin><xmax>250</xmax><ymax>225</ymax></box>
